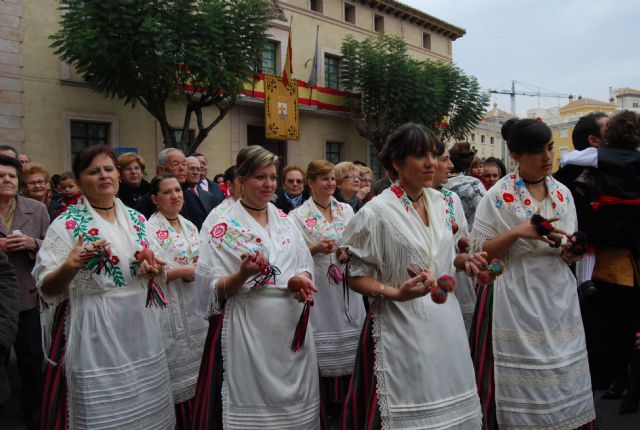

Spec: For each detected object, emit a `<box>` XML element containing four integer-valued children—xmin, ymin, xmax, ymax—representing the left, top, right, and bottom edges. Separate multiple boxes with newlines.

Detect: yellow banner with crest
<box><xmin>264</xmin><ymin>73</ymin><xmax>299</xmax><ymax>141</ymax></box>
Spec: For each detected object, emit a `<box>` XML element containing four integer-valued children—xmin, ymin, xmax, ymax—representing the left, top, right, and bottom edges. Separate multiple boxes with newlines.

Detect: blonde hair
<box><xmin>306</xmin><ymin>160</ymin><xmax>335</xmax><ymax>183</ymax></box>
<box><xmin>334</xmin><ymin>161</ymin><xmax>358</xmax><ymax>185</ymax></box>
<box><xmin>471</xmin><ymin>157</ymin><xmax>484</xmax><ymax>168</ymax></box>
<box><xmin>117</xmin><ymin>152</ymin><xmax>146</xmax><ymax>171</ymax></box>
<box><xmin>358</xmin><ymin>165</ymin><xmax>373</xmax><ymax>177</ymax></box>
<box><xmin>236</xmin><ymin>146</ymin><xmax>279</xmax><ymax>177</ymax></box>
<box><xmin>282</xmin><ymin>165</ymin><xmax>304</xmax><ymax>178</ymax></box>
<box><xmin>20</xmin><ymin>162</ymin><xmax>50</xmax><ymax>184</ymax></box>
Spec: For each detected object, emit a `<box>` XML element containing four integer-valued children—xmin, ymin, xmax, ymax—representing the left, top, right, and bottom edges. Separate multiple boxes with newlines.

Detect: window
<box><xmin>309</xmin><ymin>0</ymin><xmax>323</xmax><ymax>13</ymax></box>
<box><xmin>326</xmin><ymin>141</ymin><xmax>342</xmax><ymax>164</ymax></box>
<box><xmin>374</xmin><ymin>14</ymin><xmax>384</xmax><ymax>32</ymax></box>
<box><xmin>422</xmin><ymin>33</ymin><xmax>431</xmax><ymax>50</ymax></box>
<box><xmin>261</xmin><ymin>41</ymin><xmax>278</xmax><ymax>74</ymax></box>
<box><xmin>344</xmin><ymin>2</ymin><xmax>355</xmax><ymax>24</ymax></box>
<box><xmin>633</xmin><ymin>102</ymin><xmax>639</xmax><ymax>108</ymax></box>
<box><xmin>324</xmin><ymin>55</ymin><xmax>340</xmax><ymax>90</ymax></box>
<box><xmin>490</xmin><ymin>136</ymin><xmax>494</xmax><ymax>145</ymax></box>
<box><xmin>369</xmin><ymin>143</ymin><xmax>381</xmax><ymax>179</ymax></box>
<box><xmin>481</xmin><ymin>135</ymin><xmax>485</xmax><ymax>143</ymax></box>
<box><xmin>470</xmin><ymin>133</ymin><xmax>475</xmax><ymax>142</ymax></box>
<box><xmin>171</xmin><ymin>127</ymin><xmax>195</xmax><ymax>145</ymax></box>
<box><xmin>70</xmin><ymin>121</ymin><xmax>109</xmax><ymax>158</ymax></box>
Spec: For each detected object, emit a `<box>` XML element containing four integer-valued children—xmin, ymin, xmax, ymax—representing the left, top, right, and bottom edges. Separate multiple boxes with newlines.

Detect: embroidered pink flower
<box><xmin>134</xmin><ymin>225</ymin><xmax>140</xmax><ymax>232</ymax></box>
<box><xmin>110</xmin><ymin>255</ymin><xmax>120</xmax><ymax>265</ymax></box>
<box><xmin>556</xmin><ymin>191</ymin><xmax>564</xmax><ymax>202</ymax></box>
<box><xmin>137</xmin><ymin>214</ymin><xmax>145</xmax><ymax>222</ymax></box>
<box><xmin>502</xmin><ymin>193</ymin><xmax>515</xmax><ymax>203</ymax></box>
<box><xmin>510</xmin><ymin>174</ymin><xmax>516</xmax><ymax>180</ymax></box>
<box><xmin>524</xmin><ymin>198</ymin><xmax>531</xmax><ymax>206</ymax></box>
<box><xmin>256</xmin><ymin>237</ymin><xmax>262</xmax><ymax>243</ymax></box>
<box><xmin>552</xmin><ymin>202</ymin><xmax>557</xmax><ymax>209</ymax></box>
<box><xmin>305</xmin><ymin>218</ymin><xmax>317</xmax><ymax>229</ymax></box>
<box><xmin>277</xmin><ymin>209</ymin><xmax>287</xmax><ymax>218</ymax></box>
<box><xmin>140</xmin><ymin>241</ymin><xmax>148</xmax><ymax>249</ymax></box>
<box><xmin>390</xmin><ymin>185</ymin><xmax>404</xmax><ymax>198</ymax></box>
<box><xmin>210</xmin><ymin>223</ymin><xmax>228</xmax><ymax>239</ymax></box>
<box><xmin>65</xmin><ymin>220</ymin><xmax>77</xmax><ymax>229</ymax></box>
<box><xmin>156</xmin><ymin>229</ymin><xmax>169</xmax><ymax>241</ymax></box>
<box><xmin>87</xmin><ymin>228</ymin><xmax>99</xmax><ymax>237</ymax></box>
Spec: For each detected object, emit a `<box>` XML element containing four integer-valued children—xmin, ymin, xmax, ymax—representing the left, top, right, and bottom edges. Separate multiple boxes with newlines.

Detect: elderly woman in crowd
<box><xmin>33</xmin><ymin>145</ymin><xmax>175</xmax><ymax>429</ymax></box>
<box><xmin>0</xmin><ymin>155</ymin><xmax>49</xmax><ymax>429</ymax></box>
<box><xmin>356</xmin><ymin>165</ymin><xmax>374</xmax><ymax>203</ymax></box>
<box><xmin>193</xmin><ymin>145</ymin><xmax>320</xmax><ymax>429</ymax></box>
<box><xmin>147</xmin><ymin>173</ymin><xmax>207</xmax><ymax>429</ymax></box>
<box><xmin>333</xmin><ymin>161</ymin><xmax>364</xmax><ymax>213</ymax></box>
<box><xmin>274</xmin><ymin>165</ymin><xmax>309</xmax><ymax>213</ymax></box>
<box><xmin>470</xmin><ymin>118</ymin><xmax>595</xmax><ymax>429</ymax></box>
<box><xmin>290</xmin><ymin>160</ymin><xmax>366</xmax><ymax>421</ymax></box>
<box><xmin>340</xmin><ymin>123</ymin><xmax>484</xmax><ymax>429</ymax></box>
<box><xmin>21</xmin><ymin>162</ymin><xmax>52</xmax><ymax>208</ymax></box>
<box><xmin>117</xmin><ymin>152</ymin><xmax>149</xmax><ymax>209</ymax></box>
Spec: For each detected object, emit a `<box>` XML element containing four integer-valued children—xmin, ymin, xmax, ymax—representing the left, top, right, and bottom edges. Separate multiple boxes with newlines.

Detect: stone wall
<box><xmin>0</xmin><ymin>0</ymin><xmax>23</xmax><ymax>150</ymax></box>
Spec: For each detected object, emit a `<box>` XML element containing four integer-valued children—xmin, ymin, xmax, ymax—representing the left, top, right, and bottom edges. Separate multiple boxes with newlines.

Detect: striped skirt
<box><xmin>340</xmin><ymin>311</ymin><xmax>380</xmax><ymax>430</ymax></box>
<box><xmin>39</xmin><ymin>301</ymin><xmax>69</xmax><ymax>430</ymax></box>
<box><xmin>175</xmin><ymin>397</ymin><xmax>195</xmax><ymax>430</ymax></box>
<box><xmin>469</xmin><ymin>282</ymin><xmax>596</xmax><ymax>430</ymax></box>
<box><xmin>190</xmin><ymin>313</ymin><xmax>225</xmax><ymax>430</ymax></box>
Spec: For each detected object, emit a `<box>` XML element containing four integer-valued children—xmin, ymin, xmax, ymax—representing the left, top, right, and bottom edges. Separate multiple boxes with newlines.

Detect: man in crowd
<box><xmin>481</xmin><ymin>160</ymin><xmax>501</xmax><ymax>189</ymax></box>
<box><xmin>17</xmin><ymin>154</ymin><xmax>30</xmax><ymax>167</ymax></box>
<box><xmin>193</xmin><ymin>153</ymin><xmax>225</xmax><ymax>209</ymax></box>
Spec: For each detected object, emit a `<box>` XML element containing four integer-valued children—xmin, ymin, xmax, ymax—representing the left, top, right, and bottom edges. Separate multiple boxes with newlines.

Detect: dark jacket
<box><xmin>194</xmin><ymin>182</ymin><xmax>225</xmax><ymax>213</ymax></box>
<box><xmin>118</xmin><ymin>179</ymin><xmax>150</xmax><ymax>210</ymax></box>
<box><xmin>554</xmin><ymin>164</ymin><xmax>597</xmax><ymax>244</ymax></box>
<box><xmin>334</xmin><ymin>190</ymin><xmax>364</xmax><ymax>213</ymax></box>
<box><xmin>273</xmin><ymin>188</ymin><xmax>309</xmax><ymax>214</ymax></box>
<box><xmin>0</xmin><ymin>251</ymin><xmax>18</xmax><ymax>403</ymax></box>
<box><xmin>1</xmin><ymin>196</ymin><xmax>49</xmax><ymax>312</ymax></box>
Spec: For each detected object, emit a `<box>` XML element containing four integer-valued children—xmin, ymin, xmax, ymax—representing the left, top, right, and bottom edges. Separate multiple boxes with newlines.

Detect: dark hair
<box><xmin>352</xmin><ymin>160</ymin><xmax>367</xmax><ymax>167</ymax></box>
<box><xmin>72</xmin><ymin>144</ymin><xmax>117</xmax><ymax>179</ymax></box>
<box><xmin>501</xmin><ymin>118</ymin><xmax>552</xmax><ymax>155</ymax></box>
<box><xmin>484</xmin><ymin>156</ymin><xmax>507</xmax><ymax>177</ymax></box>
<box><xmin>149</xmin><ymin>172</ymin><xmax>179</xmax><ymax>196</ymax></box>
<box><xmin>0</xmin><ymin>154</ymin><xmax>21</xmax><ymax>174</ymax></box>
<box><xmin>0</xmin><ymin>144</ymin><xmax>18</xmax><ymax>159</ymax></box>
<box><xmin>223</xmin><ymin>165</ymin><xmax>237</xmax><ymax>183</ymax></box>
<box><xmin>59</xmin><ymin>171</ymin><xmax>75</xmax><ymax>182</ymax></box>
<box><xmin>433</xmin><ymin>139</ymin><xmax>446</xmax><ymax>157</ymax></box>
<box><xmin>213</xmin><ymin>173</ymin><xmax>224</xmax><ymax>183</ymax></box>
<box><xmin>572</xmin><ymin>112</ymin><xmax>608</xmax><ymax>150</ymax></box>
<box><xmin>605</xmin><ymin>110</ymin><xmax>640</xmax><ymax>150</ymax></box>
<box><xmin>449</xmin><ymin>142</ymin><xmax>476</xmax><ymax>173</ymax></box>
<box><xmin>379</xmin><ymin>123</ymin><xmax>438</xmax><ymax>177</ymax></box>
<box><xmin>51</xmin><ymin>174</ymin><xmax>62</xmax><ymax>188</ymax></box>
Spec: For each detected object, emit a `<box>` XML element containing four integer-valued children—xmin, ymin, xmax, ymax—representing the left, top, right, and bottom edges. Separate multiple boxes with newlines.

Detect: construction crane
<box><xmin>488</xmin><ymin>80</ymin><xmax>574</xmax><ymax>115</ymax></box>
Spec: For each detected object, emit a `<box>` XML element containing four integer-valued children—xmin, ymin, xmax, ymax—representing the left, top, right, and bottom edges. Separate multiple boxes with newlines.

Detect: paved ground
<box><xmin>1</xmin><ymin>352</ymin><xmax>639</xmax><ymax>429</ymax></box>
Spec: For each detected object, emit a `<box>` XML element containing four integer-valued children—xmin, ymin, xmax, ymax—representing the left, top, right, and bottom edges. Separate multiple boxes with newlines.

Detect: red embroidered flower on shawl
<box><xmin>524</xmin><ymin>198</ymin><xmax>531</xmax><ymax>206</ymax></box>
<box><xmin>134</xmin><ymin>225</ymin><xmax>140</xmax><ymax>232</ymax></box>
<box><xmin>88</xmin><ymin>228</ymin><xmax>99</xmax><ymax>236</ymax></box>
<box><xmin>140</xmin><ymin>241</ymin><xmax>148</xmax><ymax>249</ymax></box>
<box><xmin>552</xmin><ymin>202</ymin><xmax>557</xmax><ymax>209</ymax></box>
<box><xmin>65</xmin><ymin>220</ymin><xmax>77</xmax><ymax>229</ymax></box>
<box><xmin>502</xmin><ymin>193</ymin><xmax>515</xmax><ymax>203</ymax></box>
<box><xmin>156</xmin><ymin>229</ymin><xmax>169</xmax><ymax>241</ymax></box>
<box><xmin>210</xmin><ymin>223</ymin><xmax>228</xmax><ymax>239</ymax></box>
<box><xmin>556</xmin><ymin>191</ymin><xmax>564</xmax><ymax>202</ymax></box>
<box><xmin>137</xmin><ymin>214</ymin><xmax>146</xmax><ymax>222</ymax></box>
<box><xmin>110</xmin><ymin>255</ymin><xmax>120</xmax><ymax>265</ymax></box>
<box><xmin>390</xmin><ymin>185</ymin><xmax>404</xmax><ymax>198</ymax></box>
<box><xmin>305</xmin><ymin>218</ymin><xmax>317</xmax><ymax>229</ymax></box>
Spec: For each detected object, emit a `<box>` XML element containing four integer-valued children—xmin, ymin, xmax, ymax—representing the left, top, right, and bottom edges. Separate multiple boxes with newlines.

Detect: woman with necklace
<box><xmin>289</xmin><ymin>160</ymin><xmax>366</xmax><ymax>423</ymax></box>
<box><xmin>147</xmin><ymin>173</ymin><xmax>206</xmax><ymax>429</ymax></box>
<box><xmin>340</xmin><ymin>123</ymin><xmax>485</xmax><ymax>430</ymax></box>
<box><xmin>33</xmin><ymin>145</ymin><xmax>175</xmax><ymax>429</ymax></box>
<box><xmin>469</xmin><ymin>118</ymin><xmax>595</xmax><ymax>429</ymax></box>
<box><xmin>193</xmin><ymin>145</ymin><xmax>320</xmax><ymax>429</ymax></box>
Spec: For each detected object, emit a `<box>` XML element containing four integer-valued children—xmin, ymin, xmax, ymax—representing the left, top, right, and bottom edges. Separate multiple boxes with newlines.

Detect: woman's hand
<box><xmin>180</xmin><ymin>263</ymin><xmax>196</xmax><ymax>282</ymax></box>
<box><xmin>311</xmin><ymin>239</ymin><xmax>335</xmax><ymax>255</ymax></box>
<box><xmin>238</xmin><ymin>251</ymin><xmax>267</xmax><ymax>279</ymax></box>
<box><xmin>288</xmin><ymin>274</ymin><xmax>318</xmax><ymax>303</ymax></box>
<box><xmin>64</xmin><ymin>237</ymin><xmax>109</xmax><ymax>272</ymax></box>
<box><xmin>137</xmin><ymin>255</ymin><xmax>167</xmax><ymax>280</ymax></box>
<box><xmin>336</xmin><ymin>248</ymin><xmax>349</xmax><ymax>264</ymax></box>
<box><xmin>392</xmin><ymin>268</ymin><xmax>434</xmax><ymax>302</ymax></box>
<box><xmin>5</xmin><ymin>231</ymin><xmax>37</xmax><ymax>252</ymax></box>
<box><xmin>560</xmin><ymin>242</ymin><xmax>583</xmax><ymax>264</ymax></box>
<box><xmin>512</xmin><ymin>209</ymin><xmax>567</xmax><ymax>246</ymax></box>
<box><xmin>454</xmin><ymin>252</ymin><xmax>489</xmax><ymax>276</ymax></box>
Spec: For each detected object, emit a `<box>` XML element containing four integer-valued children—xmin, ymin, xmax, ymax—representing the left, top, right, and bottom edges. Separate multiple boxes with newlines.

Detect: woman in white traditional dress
<box><xmin>289</xmin><ymin>160</ymin><xmax>366</xmax><ymax>420</ymax></box>
<box><xmin>147</xmin><ymin>173</ymin><xmax>207</xmax><ymax>429</ymax></box>
<box><xmin>432</xmin><ymin>143</ymin><xmax>477</xmax><ymax>335</ymax></box>
<box><xmin>193</xmin><ymin>145</ymin><xmax>321</xmax><ymax>429</ymax></box>
<box><xmin>33</xmin><ymin>144</ymin><xmax>175</xmax><ymax>429</ymax></box>
<box><xmin>469</xmin><ymin>118</ymin><xmax>595</xmax><ymax>430</ymax></box>
<box><xmin>340</xmin><ymin>123</ymin><xmax>485</xmax><ymax>430</ymax></box>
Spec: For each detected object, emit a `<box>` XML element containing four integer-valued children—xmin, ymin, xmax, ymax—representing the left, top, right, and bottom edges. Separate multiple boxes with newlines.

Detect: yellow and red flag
<box><xmin>282</xmin><ymin>27</ymin><xmax>293</xmax><ymax>86</ymax></box>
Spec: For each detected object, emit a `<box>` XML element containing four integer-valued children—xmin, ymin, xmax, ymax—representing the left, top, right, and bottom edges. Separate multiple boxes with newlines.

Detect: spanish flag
<box><xmin>282</xmin><ymin>25</ymin><xmax>293</xmax><ymax>86</ymax></box>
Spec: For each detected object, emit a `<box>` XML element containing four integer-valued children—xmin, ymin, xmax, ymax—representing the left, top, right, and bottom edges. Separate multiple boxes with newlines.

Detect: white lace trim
<box><xmin>499</xmin><ymin>410</ymin><xmax>595</xmax><ymax>430</ymax></box>
<box><xmin>496</xmin><ymin>387</ymin><xmax>592</xmax><ymax>413</ymax></box>
<box><xmin>371</xmin><ymin>305</ymin><xmax>392</xmax><ymax>430</ymax></box>
<box><xmin>495</xmin><ymin>361</ymin><xmax>590</xmax><ymax>388</ymax></box>
<box><xmin>494</xmin><ymin>324</ymin><xmax>584</xmax><ymax>345</ymax></box>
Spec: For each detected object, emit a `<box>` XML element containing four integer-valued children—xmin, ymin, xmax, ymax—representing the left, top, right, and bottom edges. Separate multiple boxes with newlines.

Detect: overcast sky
<box><xmin>402</xmin><ymin>0</ymin><xmax>640</xmax><ymax>117</ymax></box>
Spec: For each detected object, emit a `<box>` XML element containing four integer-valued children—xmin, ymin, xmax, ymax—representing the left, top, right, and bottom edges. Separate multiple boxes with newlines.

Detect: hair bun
<box><xmin>501</xmin><ymin>117</ymin><xmax>519</xmax><ymax>140</ymax></box>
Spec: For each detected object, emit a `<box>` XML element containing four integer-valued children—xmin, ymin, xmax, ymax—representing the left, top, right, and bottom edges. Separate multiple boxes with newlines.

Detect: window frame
<box><xmin>422</xmin><ymin>32</ymin><xmax>432</xmax><ymax>50</ymax></box>
<box><xmin>374</xmin><ymin>13</ymin><xmax>384</xmax><ymax>32</ymax></box>
<box><xmin>325</xmin><ymin>141</ymin><xmax>342</xmax><ymax>165</ymax></box>
<box><xmin>261</xmin><ymin>40</ymin><xmax>279</xmax><ymax>74</ymax></box>
<box><xmin>309</xmin><ymin>0</ymin><xmax>323</xmax><ymax>13</ymax></box>
<box><xmin>324</xmin><ymin>54</ymin><xmax>341</xmax><ymax>90</ymax></box>
<box><xmin>64</xmin><ymin>113</ymin><xmax>119</xmax><ymax>171</ymax></box>
<box><xmin>343</xmin><ymin>1</ymin><xmax>356</xmax><ymax>24</ymax></box>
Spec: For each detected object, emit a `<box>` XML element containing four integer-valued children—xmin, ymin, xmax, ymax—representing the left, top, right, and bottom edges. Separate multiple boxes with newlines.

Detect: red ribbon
<box><xmin>592</xmin><ymin>194</ymin><xmax>640</xmax><ymax>211</ymax></box>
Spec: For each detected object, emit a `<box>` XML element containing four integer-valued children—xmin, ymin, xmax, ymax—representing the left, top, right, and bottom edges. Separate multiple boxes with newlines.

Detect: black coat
<box><xmin>118</xmin><ymin>179</ymin><xmax>150</xmax><ymax>210</ymax></box>
<box><xmin>273</xmin><ymin>188</ymin><xmax>309</xmax><ymax>214</ymax></box>
<box><xmin>136</xmin><ymin>183</ymin><xmax>208</xmax><ymax>230</ymax></box>
<box><xmin>334</xmin><ymin>190</ymin><xmax>364</xmax><ymax>213</ymax></box>
<box><xmin>0</xmin><ymin>251</ymin><xmax>18</xmax><ymax>403</ymax></box>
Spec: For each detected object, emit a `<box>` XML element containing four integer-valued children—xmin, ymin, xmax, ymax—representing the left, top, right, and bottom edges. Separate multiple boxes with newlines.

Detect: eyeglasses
<box><xmin>25</xmin><ymin>179</ymin><xmax>47</xmax><ymax>186</ymax></box>
<box><xmin>342</xmin><ymin>175</ymin><xmax>361</xmax><ymax>181</ymax></box>
<box><xmin>286</xmin><ymin>179</ymin><xmax>303</xmax><ymax>184</ymax></box>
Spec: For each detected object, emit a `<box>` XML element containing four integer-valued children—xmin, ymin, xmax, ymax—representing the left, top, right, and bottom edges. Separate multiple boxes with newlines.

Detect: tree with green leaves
<box><xmin>340</xmin><ymin>34</ymin><xmax>488</xmax><ymax>151</ymax></box>
<box><xmin>51</xmin><ymin>0</ymin><xmax>274</xmax><ymax>154</ymax></box>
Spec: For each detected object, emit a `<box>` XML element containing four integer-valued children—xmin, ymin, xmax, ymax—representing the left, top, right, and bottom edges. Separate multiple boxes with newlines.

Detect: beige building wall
<box><xmin>18</xmin><ymin>0</ymin><xmax>464</xmax><ymax>177</ymax></box>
